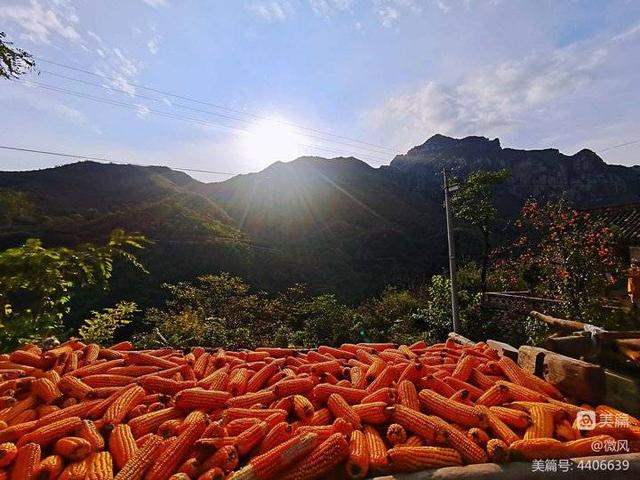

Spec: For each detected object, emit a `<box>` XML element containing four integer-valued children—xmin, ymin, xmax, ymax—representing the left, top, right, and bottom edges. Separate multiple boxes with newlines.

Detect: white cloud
<box><xmin>147</xmin><ymin>36</ymin><xmax>160</xmax><ymax>54</ymax></box>
<box><xmin>142</xmin><ymin>0</ymin><xmax>168</xmax><ymax>8</ymax></box>
<box><xmin>366</xmin><ymin>25</ymin><xmax>638</xmax><ymax>150</ymax></box>
<box><xmin>248</xmin><ymin>1</ymin><xmax>294</xmax><ymax>22</ymax></box>
<box><xmin>373</xmin><ymin>0</ymin><xmax>422</xmax><ymax>28</ymax></box>
<box><xmin>0</xmin><ymin>0</ymin><xmax>81</xmax><ymax>44</ymax></box>
<box><xmin>308</xmin><ymin>0</ymin><xmax>353</xmax><ymax>17</ymax></box>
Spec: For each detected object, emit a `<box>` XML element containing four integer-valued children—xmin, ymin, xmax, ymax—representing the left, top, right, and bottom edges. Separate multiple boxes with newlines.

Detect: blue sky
<box><xmin>1</xmin><ymin>0</ymin><xmax>639</xmax><ymax>182</ymax></box>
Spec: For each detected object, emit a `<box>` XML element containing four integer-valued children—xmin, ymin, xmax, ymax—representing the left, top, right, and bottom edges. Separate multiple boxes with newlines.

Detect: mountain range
<box><xmin>2</xmin><ymin>134</ymin><xmax>639</xmax><ymax>317</ymax></box>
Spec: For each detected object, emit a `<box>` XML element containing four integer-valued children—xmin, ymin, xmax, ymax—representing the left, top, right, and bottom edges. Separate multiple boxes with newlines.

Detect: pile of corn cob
<box><xmin>1</xmin><ymin>338</ymin><xmax>639</xmax><ymax>480</ymax></box>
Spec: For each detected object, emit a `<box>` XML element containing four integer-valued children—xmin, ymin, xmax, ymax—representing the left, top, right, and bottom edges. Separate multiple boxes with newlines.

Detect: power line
<box><xmin>15</xmin><ymin>79</ymin><xmax>390</xmax><ymax>163</ymax></box>
<box><xmin>0</xmin><ymin>145</ymin><xmax>239</xmax><ymax>177</ymax></box>
<box><xmin>600</xmin><ymin>138</ymin><xmax>640</xmax><ymax>152</ymax></box>
<box><xmin>38</xmin><ymin>69</ymin><xmax>393</xmax><ymax>157</ymax></box>
<box><xmin>35</xmin><ymin>57</ymin><xmax>396</xmax><ymax>154</ymax></box>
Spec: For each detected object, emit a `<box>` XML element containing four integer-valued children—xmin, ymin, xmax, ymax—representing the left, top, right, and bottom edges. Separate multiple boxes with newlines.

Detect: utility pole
<box><xmin>443</xmin><ymin>169</ymin><xmax>461</xmax><ymax>333</ymax></box>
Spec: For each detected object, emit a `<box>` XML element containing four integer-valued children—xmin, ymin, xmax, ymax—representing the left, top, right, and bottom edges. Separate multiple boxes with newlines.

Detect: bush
<box><xmin>79</xmin><ymin>302</ymin><xmax>138</xmax><ymax>345</ymax></box>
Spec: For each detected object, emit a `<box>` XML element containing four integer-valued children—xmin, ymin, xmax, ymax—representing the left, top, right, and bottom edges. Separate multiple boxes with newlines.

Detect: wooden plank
<box><xmin>447</xmin><ymin>332</ymin><xmax>474</xmax><ymax>346</ymax></box>
<box><xmin>544</xmin><ymin>335</ymin><xmax>594</xmax><ymax>358</ymax></box>
<box><xmin>604</xmin><ymin>369</ymin><xmax>640</xmax><ymax>417</ymax></box>
<box><xmin>542</xmin><ymin>352</ymin><xmax>605</xmax><ymax>404</ymax></box>
<box><xmin>517</xmin><ymin>346</ymin><xmax>548</xmax><ymax>374</ymax></box>
<box><xmin>487</xmin><ymin>340</ymin><xmax>518</xmax><ymax>361</ymax></box>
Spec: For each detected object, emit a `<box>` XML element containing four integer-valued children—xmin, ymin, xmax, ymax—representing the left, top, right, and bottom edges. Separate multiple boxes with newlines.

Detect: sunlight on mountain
<box><xmin>239</xmin><ymin>117</ymin><xmax>307</xmax><ymax>168</ymax></box>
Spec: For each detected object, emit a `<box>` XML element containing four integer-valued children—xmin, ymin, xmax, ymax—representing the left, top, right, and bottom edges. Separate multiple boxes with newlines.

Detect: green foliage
<box><xmin>0</xmin><ymin>32</ymin><xmax>35</xmax><ymax>80</ymax></box>
<box><xmin>79</xmin><ymin>301</ymin><xmax>138</xmax><ymax>345</ymax></box>
<box><xmin>0</xmin><ymin>230</ymin><xmax>146</xmax><ymax>351</ymax></box>
<box><xmin>0</xmin><ymin>190</ymin><xmax>33</xmax><ymax>227</ymax></box>
<box><xmin>453</xmin><ymin>169</ymin><xmax>510</xmax><ymax>292</ymax></box>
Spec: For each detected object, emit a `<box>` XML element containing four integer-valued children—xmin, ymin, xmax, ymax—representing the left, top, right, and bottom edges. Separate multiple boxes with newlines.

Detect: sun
<box><xmin>239</xmin><ymin>118</ymin><xmax>307</xmax><ymax>168</ymax></box>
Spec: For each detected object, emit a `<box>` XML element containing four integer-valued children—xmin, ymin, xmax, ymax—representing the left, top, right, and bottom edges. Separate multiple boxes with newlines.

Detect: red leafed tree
<box><xmin>499</xmin><ymin>198</ymin><xmax>621</xmax><ymax>322</ymax></box>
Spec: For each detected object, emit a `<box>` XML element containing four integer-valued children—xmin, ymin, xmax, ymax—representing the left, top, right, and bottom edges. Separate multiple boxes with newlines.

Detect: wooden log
<box><xmin>487</xmin><ymin>340</ymin><xmax>518</xmax><ymax>361</ymax></box>
<box><xmin>517</xmin><ymin>346</ymin><xmax>548</xmax><ymax>374</ymax></box>
<box><xmin>529</xmin><ymin>311</ymin><xmax>586</xmax><ymax>332</ymax></box>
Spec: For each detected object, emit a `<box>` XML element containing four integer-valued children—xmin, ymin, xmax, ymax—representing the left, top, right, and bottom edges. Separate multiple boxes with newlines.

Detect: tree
<box><xmin>0</xmin><ymin>230</ymin><xmax>147</xmax><ymax>350</ymax></box>
<box><xmin>452</xmin><ymin>169</ymin><xmax>510</xmax><ymax>293</ymax></box>
<box><xmin>501</xmin><ymin>198</ymin><xmax>621</xmax><ymax>323</ymax></box>
<box><xmin>0</xmin><ymin>32</ymin><xmax>36</xmax><ymax>80</ymax></box>
<box><xmin>79</xmin><ymin>301</ymin><xmax>138</xmax><ymax>345</ymax></box>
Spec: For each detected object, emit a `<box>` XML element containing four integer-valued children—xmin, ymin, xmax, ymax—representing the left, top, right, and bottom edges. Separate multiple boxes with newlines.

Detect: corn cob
<box><xmin>85</xmin><ymin>451</ymin><xmax>113</xmax><ymax>480</ymax></box>
<box><xmin>387</xmin><ymin>446</ymin><xmax>462</xmax><ymax>472</ymax></box>
<box><xmin>177</xmin><ymin>457</ymin><xmax>201</xmax><ymax>478</ymax></box>
<box><xmin>227</xmin><ymin>391</ymin><xmax>276</xmax><ymax>409</ymax></box>
<box><xmin>83</xmin><ymin>375</ymin><xmax>134</xmax><ymax>389</ymax></box>
<box><xmin>30</xmin><ymin>378</ymin><xmax>62</xmax><ymax>404</ymax></box>
<box><xmin>228</xmin><ymin>432</ymin><xmax>318</xmax><ymax>480</ymax></box>
<box><xmin>113</xmin><ymin>434</ymin><xmax>163</xmax><ymax>480</ymax></box>
<box><xmin>489</xmin><ymin>406</ymin><xmax>531</xmax><ymax>429</ymax></box>
<box><xmin>9</xmin><ymin>442</ymin><xmax>40</xmax><ymax>480</ymax></box>
<box><xmin>75</xmin><ymin>419</ymin><xmax>104</xmax><ymax>452</ymax></box>
<box><xmin>17</xmin><ymin>416</ymin><xmax>82</xmax><ymax>447</ymax></box>
<box><xmin>245</xmin><ymin>363</ymin><xmax>279</xmax><ymax>393</ymax></box>
<box><xmin>103</xmin><ymin>385</ymin><xmax>145</xmax><ymax>428</ymax></box>
<box><xmin>474</xmin><ymin>406</ymin><xmax>519</xmax><ymax>446</ymax></box>
<box><xmin>396</xmin><ymin>380</ymin><xmax>420</xmax><ymax>411</ymax></box>
<box><xmin>291</xmin><ymin>394</ymin><xmax>314</xmax><ymax>422</ymax></box>
<box><xmin>312</xmin><ymin>384</ymin><xmax>367</xmax><ymax>404</ymax></box>
<box><xmin>0</xmin><ymin>443</ymin><xmax>17</xmax><ymax>468</ymax></box>
<box><xmin>146</xmin><ymin>418</ymin><xmax>207</xmax><ymax>480</ymax></box>
<box><xmin>555</xmin><ymin>419</ymin><xmax>580</xmax><ymax>441</ymax></box>
<box><xmin>0</xmin><ymin>420</ymin><xmax>38</xmax><ymax>443</ymax></box>
<box><xmin>509</xmin><ymin>438</ymin><xmax>568</xmax><ymax>461</ymax></box>
<box><xmin>197</xmin><ymin>368</ymin><xmax>229</xmax><ymax>390</ymax></box>
<box><xmin>364</xmin><ymin>359</ymin><xmax>386</xmax><ymax>384</ymax></box>
<box><xmin>595</xmin><ymin>405</ymin><xmax>640</xmax><ymax>426</ymax></box>
<box><xmin>476</xmin><ymin>383</ymin><xmax>510</xmax><ymax>406</ymax></box>
<box><xmin>496</xmin><ymin>380</ymin><xmax>546</xmax><ymax>402</ymax></box>
<box><xmin>227</xmin><ymin>369</ymin><xmax>251</xmax><ymax>396</ymax></box>
<box><xmin>451</xmin><ymin>355</ymin><xmax>475</xmax><ymax>382</ymax></box>
<box><xmin>436</xmin><ymin>420</ymin><xmax>488</xmax><ymax>464</ymax></box>
<box><xmin>37</xmin><ymin>454</ymin><xmax>65</xmax><ymax>480</ymax></box>
<box><xmin>197</xmin><ymin>467</ymin><xmax>225</xmax><ymax>480</ymax></box>
<box><xmin>450</xmin><ymin>389</ymin><xmax>473</xmax><ymax>405</ymax></box>
<box><xmin>109</xmin><ymin>424</ymin><xmax>137</xmax><ymax>470</ymax></box>
<box><xmin>361</xmin><ymin>387</ymin><xmax>396</xmax><ymax>405</ymax></box>
<box><xmin>54</xmin><ymin>437</ymin><xmax>92</xmax><ymax>462</ymax></box>
<box><xmin>126</xmin><ymin>352</ymin><xmax>178</xmax><ymax>370</ymax></box>
<box><xmin>345</xmin><ymin>429</ymin><xmax>368</xmax><ymax>480</ymax></box>
<box><xmin>279</xmin><ymin>432</ymin><xmax>349</xmax><ymax>480</ymax></box>
<box><xmin>418</xmin><ymin>374</ymin><xmax>456</xmax><ymax>397</ymax></box>
<box><xmin>1</xmin><ymin>397</ymin><xmax>37</xmax><ymax>424</ymax></box>
<box><xmin>352</xmin><ymin>402</ymin><xmax>390</xmax><ymax>425</ymax></box>
<box><xmin>174</xmin><ymin>389</ymin><xmax>231</xmax><ymax>411</ymax></box>
<box><xmin>327</xmin><ymin>394</ymin><xmax>360</xmax><ymax>428</ymax></box>
<box><xmin>235</xmin><ymin>420</ymin><xmax>269</xmax><ymax>456</ymax></box>
<box><xmin>226</xmin><ymin>418</ymin><xmax>261</xmax><ymax>436</ymax></box>
<box><xmin>363</xmin><ymin>425</ymin><xmax>387</xmax><ymax>472</ymax></box>
<box><xmin>386</xmin><ymin>423</ymin><xmax>407</xmax><ymax>446</ymax></box>
<box><xmin>58</xmin><ymin>376</ymin><xmax>94</xmax><ymax>400</ymax></box>
<box><xmin>58</xmin><ymin>457</ymin><xmax>91</xmax><ymax>480</ymax></box>
<box><xmin>272</xmin><ymin>378</ymin><xmax>314</xmax><ymax>398</ymax></box>
<box><xmin>224</xmin><ymin>408</ymin><xmax>287</xmax><ymax>422</ymax></box>
<box><xmin>124</xmin><ymin>407</ymin><xmax>180</xmax><ymax>438</ymax></box>
<box><xmin>419</xmin><ymin>389</ymin><xmax>487</xmax><ymax>428</ymax></box>
<box><xmin>309</xmin><ymin>408</ymin><xmax>332</xmax><ymax>426</ymax></box>
<box><xmin>201</xmin><ymin>445</ymin><xmax>238</xmax><ymax>473</ymax></box>
<box><xmin>467</xmin><ymin>427</ymin><xmax>490</xmax><ymax>447</ymax></box>
<box><xmin>443</xmin><ymin>377</ymin><xmax>484</xmax><ymax>401</ymax></box>
<box><xmin>524</xmin><ymin>403</ymin><xmax>555</xmax><ymax>439</ymax></box>
<box><xmin>486</xmin><ymin>438</ymin><xmax>509</xmax><ymax>463</ymax></box>
<box><xmin>403</xmin><ymin>435</ymin><xmax>424</xmax><ymax>447</ymax></box>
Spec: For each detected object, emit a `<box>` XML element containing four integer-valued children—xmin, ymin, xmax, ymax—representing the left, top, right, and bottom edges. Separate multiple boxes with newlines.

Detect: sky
<box><xmin>0</xmin><ymin>0</ymin><xmax>639</xmax><ymax>182</ymax></box>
